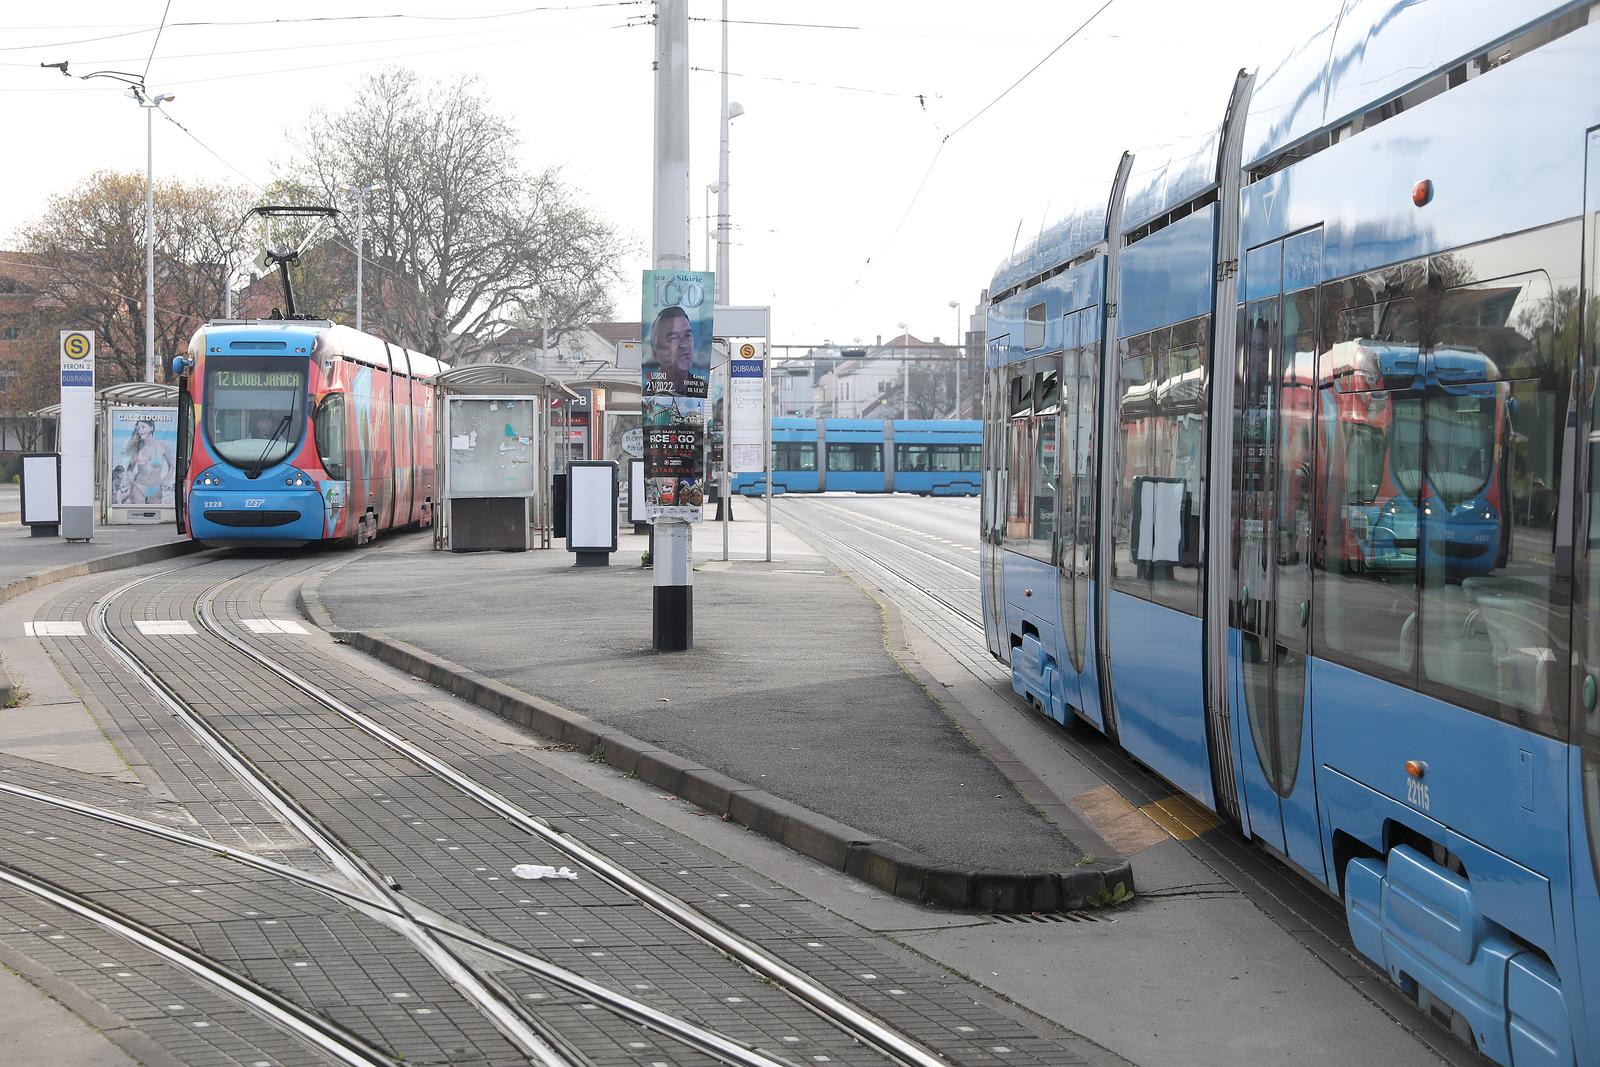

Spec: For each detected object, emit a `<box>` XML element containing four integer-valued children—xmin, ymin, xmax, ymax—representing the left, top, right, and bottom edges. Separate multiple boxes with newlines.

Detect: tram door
<box><xmin>1574</xmin><ymin>127</ymin><xmax>1600</xmax><ymax>1037</ymax></box>
<box><xmin>175</xmin><ymin>384</ymin><xmax>192</xmax><ymax>535</ymax></box>
<box><xmin>982</xmin><ymin>339</ymin><xmax>1009</xmax><ymax>661</ymax></box>
<box><xmin>1232</xmin><ymin>231</ymin><xmax>1325</xmax><ymax>879</ymax></box>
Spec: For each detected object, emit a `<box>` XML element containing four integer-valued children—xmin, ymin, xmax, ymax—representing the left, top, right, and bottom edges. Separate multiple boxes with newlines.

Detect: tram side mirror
<box><xmin>171</xmin><ymin>356</ymin><xmax>193</xmax><ymax>377</ymax></box>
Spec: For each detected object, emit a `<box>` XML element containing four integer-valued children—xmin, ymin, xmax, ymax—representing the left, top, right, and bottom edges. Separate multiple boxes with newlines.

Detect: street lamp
<box><xmin>340</xmin><ymin>181</ymin><xmax>383</xmax><ymax>331</ymax></box>
<box><xmin>137</xmin><ymin>89</ymin><xmax>175</xmax><ymax>383</ymax></box>
<box><xmin>704</xmin><ymin>182</ymin><xmax>722</xmax><ymax>272</ymax></box>
<box><xmin>715</xmin><ymin>100</ymin><xmax>744</xmax><ymax>304</ymax></box>
<box><xmin>897</xmin><ymin>322</ymin><xmax>910</xmax><ymax>419</ymax></box>
<box><xmin>949</xmin><ymin>300</ymin><xmax>962</xmax><ymax>418</ymax></box>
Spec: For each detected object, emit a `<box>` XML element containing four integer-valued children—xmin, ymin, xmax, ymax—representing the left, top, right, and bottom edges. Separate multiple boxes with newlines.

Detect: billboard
<box><xmin>641</xmin><ymin>269</ymin><xmax>713</xmax><ymax>521</ymax></box>
<box><xmin>106</xmin><ymin>405</ymin><xmax>178</xmax><ymax>520</ymax></box>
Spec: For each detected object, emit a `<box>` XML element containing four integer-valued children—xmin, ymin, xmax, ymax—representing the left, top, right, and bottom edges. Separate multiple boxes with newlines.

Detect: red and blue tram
<box><xmin>173</xmin><ymin>320</ymin><xmax>447</xmax><ymax>546</ymax></box>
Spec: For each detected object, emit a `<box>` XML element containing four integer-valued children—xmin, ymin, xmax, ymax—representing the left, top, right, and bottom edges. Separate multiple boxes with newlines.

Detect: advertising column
<box><xmin>58</xmin><ymin>330</ymin><xmax>95</xmax><ymax>541</ymax></box>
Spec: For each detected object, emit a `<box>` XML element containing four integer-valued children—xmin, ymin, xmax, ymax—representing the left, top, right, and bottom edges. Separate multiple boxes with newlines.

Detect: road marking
<box><xmin>135</xmin><ymin>620</ymin><xmax>196</xmax><ymax>636</ymax></box>
<box><xmin>242</xmin><ymin>619</ymin><xmax>309</xmax><ymax>635</ymax></box>
<box><xmin>23</xmin><ymin>621</ymin><xmax>85</xmax><ymax>637</ymax></box>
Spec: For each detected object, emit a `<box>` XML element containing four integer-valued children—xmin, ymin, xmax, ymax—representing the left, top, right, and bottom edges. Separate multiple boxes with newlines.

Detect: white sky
<box><xmin>0</xmin><ymin>1</ymin><xmax>1326</xmax><ymax>348</ymax></box>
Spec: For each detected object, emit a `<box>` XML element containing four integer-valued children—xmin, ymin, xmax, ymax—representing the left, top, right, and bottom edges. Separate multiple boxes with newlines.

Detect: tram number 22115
<box><xmin>1406</xmin><ymin>775</ymin><xmax>1431</xmax><ymax>812</ymax></box>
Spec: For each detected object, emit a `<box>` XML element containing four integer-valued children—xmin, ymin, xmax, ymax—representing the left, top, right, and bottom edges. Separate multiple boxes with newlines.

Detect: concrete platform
<box><xmin>309</xmin><ymin>506</ymin><xmax>1129</xmax><ymax>911</ymax></box>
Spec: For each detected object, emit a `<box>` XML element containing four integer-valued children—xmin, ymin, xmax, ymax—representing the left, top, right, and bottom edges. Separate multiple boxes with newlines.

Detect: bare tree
<box><xmin>16</xmin><ymin>171</ymin><xmax>255</xmax><ymax>384</ymax></box>
<box><xmin>280</xmin><ymin>67</ymin><xmax>631</xmax><ymax>363</ymax></box>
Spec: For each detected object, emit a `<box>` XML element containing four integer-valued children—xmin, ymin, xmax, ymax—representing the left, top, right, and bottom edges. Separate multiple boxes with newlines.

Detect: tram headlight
<box><xmin>284</xmin><ymin>473</ymin><xmax>310</xmax><ymax>487</ymax></box>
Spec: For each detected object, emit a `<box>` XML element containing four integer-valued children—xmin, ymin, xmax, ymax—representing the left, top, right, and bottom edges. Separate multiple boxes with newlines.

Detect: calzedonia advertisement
<box><xmin>640</xmin><ymin>269</ymin><xmax>713</xmax><ymax>521</ymax></box>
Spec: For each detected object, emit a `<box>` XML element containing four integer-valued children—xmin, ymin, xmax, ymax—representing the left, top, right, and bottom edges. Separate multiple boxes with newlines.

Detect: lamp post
<box><xmin>137</xmin><ymin>89</ymin><xmax>175</xmax><ymax>383</ymax></box>
<box><xmin>949</xmin><ymin>300</ymin><xmax>962</xmax><ymax>418</ymax></box>
<box><xmin>715</xmin><ymin>0</ymin><xmax>744</xmax><ymax>305</ymax></box>
<box><xmin>897</xmin><ymin>322</ymin><xmax>909</xmax><ymax>419</ymax></box>
<box><xmin>340</xmin><ymin>182</ymin><xmax>383</xmax><ymax>331</ymax></box>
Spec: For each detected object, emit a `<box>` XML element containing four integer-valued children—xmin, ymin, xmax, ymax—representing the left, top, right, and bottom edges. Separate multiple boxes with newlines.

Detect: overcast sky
<box><xmin>0</xmin><ymin>1</ymin><xmax>1325</xmax><ymax>348</ymax></box>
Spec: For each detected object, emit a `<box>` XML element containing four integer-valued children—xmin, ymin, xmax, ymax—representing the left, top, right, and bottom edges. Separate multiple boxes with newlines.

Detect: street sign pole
<box><xmin>58</xmin><ymin>330</ymin><xmax>96</xmax><ymax>541</ymax></box>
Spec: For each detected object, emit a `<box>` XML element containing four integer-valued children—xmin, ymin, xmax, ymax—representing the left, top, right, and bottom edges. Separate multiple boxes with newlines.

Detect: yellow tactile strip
<box><xmin>1072</xmin><ymin>784</ymin><xmax>1222</xmax><ymax>856</ymax></box>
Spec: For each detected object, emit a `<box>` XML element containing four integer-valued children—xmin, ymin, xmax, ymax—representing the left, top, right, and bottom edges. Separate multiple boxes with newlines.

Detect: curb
<box><xmin>298</xmin><ymin>571</ymin><xmax>1133</xmax><ymax>913</ymax></box>
<box><xmin>0</xmin><ymin>536</ymin><xmax>205</xmax><ymax>706</ymax></box>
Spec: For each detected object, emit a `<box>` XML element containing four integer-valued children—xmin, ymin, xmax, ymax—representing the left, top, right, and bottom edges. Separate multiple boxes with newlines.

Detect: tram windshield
<box><xmin>203</xmin><ymin>357</ymin><xmax>308</xmax><ymax>470</ymax></box>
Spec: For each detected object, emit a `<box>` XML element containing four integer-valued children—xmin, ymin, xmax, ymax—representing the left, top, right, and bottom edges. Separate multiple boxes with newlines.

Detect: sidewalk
<box><xmin>0</xmin><ymin>522</ymin><xmax>201</xmax><ymax>704</ymax></box>
<box><xmin>311</xmin><ymin>503</ymin><xmax>1130</xmax><ymax>910</ymax></box>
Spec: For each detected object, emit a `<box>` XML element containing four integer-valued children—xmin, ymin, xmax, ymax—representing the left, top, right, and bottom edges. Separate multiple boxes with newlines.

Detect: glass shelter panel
<box><xmin>446</xmin><ymin>397</ymin><xmax>539</xmax><ymax>496</ymax></box>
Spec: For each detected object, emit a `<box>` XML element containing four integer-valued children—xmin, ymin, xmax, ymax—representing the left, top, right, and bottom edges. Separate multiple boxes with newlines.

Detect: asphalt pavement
<box><xmin>313</xmin><ymin>521</ymin><xmax>1100</xmax><ymax>881</ymax></box>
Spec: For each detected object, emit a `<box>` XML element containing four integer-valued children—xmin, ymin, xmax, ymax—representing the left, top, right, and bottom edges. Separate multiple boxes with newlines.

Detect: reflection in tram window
<box><xmin>1114</xmin><ymin>318</ymin><xmax>1208</xmax><ymax>614</ymax></box>
<box><xmin>1312</xmin><ymin>227</ymin><xmax>1577</xmax><ymax>736</ymax></box>
<box><xmin>1032</xmin><ymin>370</ymin><xmax>1060</xmax><ymax>559</ymax></box>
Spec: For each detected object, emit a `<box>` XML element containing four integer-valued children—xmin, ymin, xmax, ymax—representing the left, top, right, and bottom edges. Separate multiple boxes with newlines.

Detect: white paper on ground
<box><xmin>511</xmin><ymin>864</ymin><xmax>578</xmax><ymax>881</ymax></box>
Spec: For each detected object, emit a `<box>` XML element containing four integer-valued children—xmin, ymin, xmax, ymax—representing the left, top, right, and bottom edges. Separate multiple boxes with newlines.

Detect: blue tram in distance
<box><xmin>982</xmin><ymin>2</ymin><xmax>1600</xmax><ymax>1063</ymax></box>
<box><xmin>732</xmin><ymin>418</ymin><xmax>980</xmax><ymax>496</ymax></box>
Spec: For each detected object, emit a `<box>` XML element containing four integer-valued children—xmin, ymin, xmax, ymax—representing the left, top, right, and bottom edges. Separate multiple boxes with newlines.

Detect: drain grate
<box><xmin>989</xmin><ymin>911</ymin><xmax>1116</xmax><ymax>924</ymax></box>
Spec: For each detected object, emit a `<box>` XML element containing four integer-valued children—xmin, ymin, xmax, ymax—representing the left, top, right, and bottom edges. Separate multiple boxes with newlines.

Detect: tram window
<box><xmin>1006</xmin><ymin>415</ymin><xmax>1033</xmax><ymax>542</ymax></box>
<box><xmin>1025</xmin><ymin>302</ymin><xmax>1047</xmax><ymax>351</ymax></box>
<box><xmin>1010</xmin><ymin>370</ymin><xmax>1033</xmax><ymax>417</ymax></box>
<box><xmin>1031</xmin><ymin>413</ymin><xmax>1058</xmax><ymax>559</ymax></box>
<box><xmin>1434</xmin><ymin>271</ymin><xmax>1554</xmax><ymax>382</ymax></box>
<box><xmin>897</xmin><ymin>445</ymin><xmax>931</xmax><ymax>472</ymax></box>
<box><xmin>772</xmin><ymin>442</ymin><xmax>816</xmax><ymax>471</ymax></box>
<box><xmin>1313</xmin><ymin>295</ymin><xmax>1422</xmax><ymax>683</ymax></box>
<box><xmin>961</xmin><ymin>444</ymin><xmax>981</xmax><ymax>470</ymax></box>
<box><xmin>1114</xmin><ymin>321</ymin><xmax>1207</xmax><ymax>614</ymax></box>
<box><xmin>826</xmin><ymin>443</ymin><xmax>882</xmax><ymax>472</ymax></box>
<box><xmin>1314</xmin><ymin>229</ymin><xmax>1576</xmax><ymax>735</ymax></box>
<box><xmin>313</xmin><ymin>394</ymin><xmax>346</xmax><ymax>480</ymax></box>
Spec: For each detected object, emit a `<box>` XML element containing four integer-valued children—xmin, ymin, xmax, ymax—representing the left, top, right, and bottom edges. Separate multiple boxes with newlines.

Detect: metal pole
<box><xmin>721</xmin><ymin>358</ymin><xmax>730</xmax><ymax>562</ymax></box>
<box><xmin>764</xmin><ymin>340</ymin><xmax>772</xmax><ymax>563</ymax></box>
<box><xmin>716</xmin><ymin>0</ymin><xmax>730</xmax><ymax>305</ymax></box>
<box><xmin>145</xmin><ymin>102</ymin><xmax>155</xmax><ymax>383</ymax></box>
<box><xmin>652</xmin><ymin>0</ymin><xmax>693</xmax><ymax>652</ymax></box>
<box><xmin>901</xmin><ymin>330</ymin><xmax>909</xmax><ymax>419</ymax></box>
<box><xmin>951</xmin><ymin>301</ymin><xmax>962</xmax><ymax>418</ymax></box>
<box><xmin>354</xmin><ymin>193</ymin><xmax>365</xmax><ymax>331</ymax></box>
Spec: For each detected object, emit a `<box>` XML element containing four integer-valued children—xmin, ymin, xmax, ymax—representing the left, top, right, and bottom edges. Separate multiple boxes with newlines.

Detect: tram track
<box><xmin>777</xmin><ymin>498</ymin><xmax>989</xmax><ymax>639</ymax></box>
<box><xmin>91</xmin><ymin>567</ymin><xmax>578</xmax><ymax>1067</ymax></box>
<box><xmin>25</xmin><ymin>553</ymin><xmax>962</xmax><ymax>1067</ymax></box>
<box><xmin>0</xmin><ymin>857</ymin><xmax>396</xmax><ymax>1067</ymax></box>
<box><xmin>0</xmin><ymin>777</ymin><xmax>796</xmax><ymax>1067</ymax></box>
<box><xmin>191</xmin><ymin>570</ymin><xmax>950</xmax><ymax>1067</ymax></box>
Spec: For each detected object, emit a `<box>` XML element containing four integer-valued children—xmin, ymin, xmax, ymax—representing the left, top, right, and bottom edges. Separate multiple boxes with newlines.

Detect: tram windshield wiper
<box><xmin>247</xmin><ymin>414</ymin><xmax>291</xmax><ymax>480</ymax></box>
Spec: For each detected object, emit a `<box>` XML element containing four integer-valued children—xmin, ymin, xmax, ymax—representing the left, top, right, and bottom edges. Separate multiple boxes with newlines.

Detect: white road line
<box><xmin>23</xmin><ymin>621</ymin><xmax>86</xmax><ymax>637</ymax></box>
<box><xmin>135</xmin><ymin>620</ymin><xmax>197</xmax><ymax>636</ymax></box>
<box><xmin>242</xmin><ymin>619</ymin><xmax>309</xmax><ymax>635</ymax></box>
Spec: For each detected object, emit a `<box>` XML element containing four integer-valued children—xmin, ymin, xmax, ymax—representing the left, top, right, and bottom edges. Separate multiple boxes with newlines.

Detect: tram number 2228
<box><xmin>1406</xmin><ymin>775</ymin><xmax>1432</xmax><ymax>812</ymax></box>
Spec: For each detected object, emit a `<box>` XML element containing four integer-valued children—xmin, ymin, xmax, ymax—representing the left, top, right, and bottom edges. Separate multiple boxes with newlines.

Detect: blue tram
<box><xmin>983</xmin><ymin>3</ymin><xmax>1600</xmax><ymax>1062</ymax></box>
<box><xmin>732</xmin><ymin>418</ymin><xmax>980</xmax><ymax>496</ymax></box>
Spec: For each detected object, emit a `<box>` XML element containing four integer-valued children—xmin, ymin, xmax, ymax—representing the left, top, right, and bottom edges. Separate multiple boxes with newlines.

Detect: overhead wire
<box><xmin>0</xmin><ymin>2</ymin><xmax>646</xmax><ymax>53</ymax></box>
<box><xmin>837</xmin><ymin>0</ymin><xmax>1119</xmax><ymax>306</ymax></box>
<box><xmin>142</xmin><ymin>0</ymin><xmax>173</xmax><ymax>83</ymax></box>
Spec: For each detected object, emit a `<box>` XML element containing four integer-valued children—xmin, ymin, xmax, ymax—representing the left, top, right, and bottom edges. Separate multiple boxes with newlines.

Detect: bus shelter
<box><xmin>31</xmin><ymin>381</ymin><xmax>181</xmax><ymax>526</ymax></box>
<box><xmin>429</xmin><ymin>364</ymin><xmax>577</xmax><ymax>552</ymax></box>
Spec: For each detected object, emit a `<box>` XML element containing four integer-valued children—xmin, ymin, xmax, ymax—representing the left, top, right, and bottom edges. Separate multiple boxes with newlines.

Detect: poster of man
<box><xmin>641</xmin><ymin>269</ymin><xmax>714</xmax><ymax>521</ymax></box>
<box><xmin>106</xmin><ymin>406</ymin><xmax>178</xmax><ymax>518</ymax></box>
<box><xmin>642</xmin><ymin>281</ymin><xmax>711</xmax><ymax>400</ymax></box>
